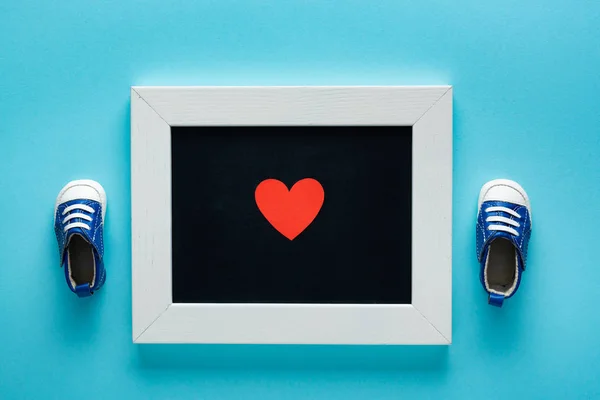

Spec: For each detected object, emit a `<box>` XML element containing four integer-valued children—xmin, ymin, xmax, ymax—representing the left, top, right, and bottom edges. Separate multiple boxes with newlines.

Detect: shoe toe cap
<box><xmin>482</xmin><ymin>183</ymin><xmax>528</xmax><ymax>207</ymax></box>
<box><xmin>59</xmin><ymin>183</ymin><xmax>102</xmax><ymax>203</ymax></box>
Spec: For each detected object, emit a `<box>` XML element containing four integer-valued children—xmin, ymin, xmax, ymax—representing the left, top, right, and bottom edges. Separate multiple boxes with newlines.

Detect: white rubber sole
<box><xmin>54</xmin><ymin>179</ymin><xmax>107</xmax><ymax>224</ymax></box>
<box><xmin>478</xmin><ymin>178</ymin><xmax>531</xmax><ymax>222</ymax></box>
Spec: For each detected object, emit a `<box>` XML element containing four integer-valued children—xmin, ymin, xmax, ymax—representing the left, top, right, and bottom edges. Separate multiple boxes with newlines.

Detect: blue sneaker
<box><xmin>476</xmin><ymin>179</ymin><xmax>532</xmax><ymax>307</ymax></box>
<box><xmin>54</xmin><ymin>180</ymin><xmax>107</xmax><ymax>297</ymax></box>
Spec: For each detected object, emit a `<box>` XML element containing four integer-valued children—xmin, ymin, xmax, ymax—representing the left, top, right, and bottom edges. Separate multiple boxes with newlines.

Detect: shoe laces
<box><xmin>485</xmin><ymin>206</ymin><xmax>521</xmax><ymax>237</ymax></box>
<box><xmin>61</xmin><ymin>204</ymin><xmax>95</xmax><ymax>233</ymax></box>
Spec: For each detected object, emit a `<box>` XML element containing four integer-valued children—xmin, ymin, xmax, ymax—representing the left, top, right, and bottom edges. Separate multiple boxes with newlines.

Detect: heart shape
<box><xmin>255</xmin><ymin>178</ymin><xmax>325</xmax><ymax>240</ymax></box>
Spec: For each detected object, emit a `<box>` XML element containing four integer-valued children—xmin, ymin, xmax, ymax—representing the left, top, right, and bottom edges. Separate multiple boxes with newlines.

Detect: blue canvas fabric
<box><xmin>54</xmin><ymin>199</ymin><xmax>106</xmax><ymax>297</ymax></box>
<box><xmin>476</xmin><ymin>200</ymin><xmax>532</xmax><ymax>307</ymax></box>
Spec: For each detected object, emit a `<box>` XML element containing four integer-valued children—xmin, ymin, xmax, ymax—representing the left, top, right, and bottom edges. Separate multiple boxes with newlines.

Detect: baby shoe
<box><xmin>476</xmin><ymin>179</ymin><xmax>532</xmax><ymax>307</ymax></box>
<box><xmin>54</xmin><ymin>180</ymin><xmax>107</xmax><ymax>297</ymax></box>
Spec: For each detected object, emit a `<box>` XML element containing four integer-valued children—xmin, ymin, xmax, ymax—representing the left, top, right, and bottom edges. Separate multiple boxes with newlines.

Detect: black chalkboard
<box><xmin>171</xmin><ymin>126</ymin><xmax>412</xmax><ymax>304</ymax></box>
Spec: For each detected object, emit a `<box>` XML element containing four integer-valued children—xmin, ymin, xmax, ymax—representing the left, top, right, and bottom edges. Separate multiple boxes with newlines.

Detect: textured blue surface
<box><xmin>1</xmin><ymin>1</ymin><xmax>600</xmax><ymax>398</ymax></box>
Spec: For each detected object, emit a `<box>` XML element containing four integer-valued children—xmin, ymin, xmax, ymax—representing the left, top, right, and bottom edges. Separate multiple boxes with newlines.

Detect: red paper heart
<box><xmin>255</xmin><ymin>178</ymin><xmax>325</xmax><ymax>240</ymax></box>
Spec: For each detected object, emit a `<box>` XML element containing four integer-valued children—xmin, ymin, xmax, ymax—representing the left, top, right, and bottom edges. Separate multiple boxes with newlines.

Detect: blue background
<box><xmin>1</xmin><ymin>1</ymin><xmax>599</xmax><ymax>398</ymax></box>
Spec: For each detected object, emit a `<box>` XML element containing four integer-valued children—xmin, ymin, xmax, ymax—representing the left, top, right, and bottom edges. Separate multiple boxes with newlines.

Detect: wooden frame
<box><xmin>131</xmin><ymin>86</ymin><xmax>452</xmax><ymax>344</ymax></box>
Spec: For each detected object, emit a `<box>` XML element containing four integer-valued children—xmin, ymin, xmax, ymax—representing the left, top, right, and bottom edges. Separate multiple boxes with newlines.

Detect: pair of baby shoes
<box><xmin>477</xmin><ymin>179</ymin><xmax>532</xmax><ymax>307</ymax></box>
<box><xmin>54</xmin><ymin>180</ymin><xmax>107</xmax><ymax>297</ymax></box>
<box><xmin>52</xmin><ymin>177</ymin><xmax>532</xmax><ymax>305</ymax></box>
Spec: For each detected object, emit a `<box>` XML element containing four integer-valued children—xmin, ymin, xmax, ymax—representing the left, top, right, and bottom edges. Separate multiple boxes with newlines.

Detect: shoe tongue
<box><xmin>490</xmin><ymin>230</ymin><xmax>514</xmax><ymax>244</ymax></box>
<box><xmin>66</xmin><ymin>227</ymin><xmax>91</xmax><ymax>246</ymax></box>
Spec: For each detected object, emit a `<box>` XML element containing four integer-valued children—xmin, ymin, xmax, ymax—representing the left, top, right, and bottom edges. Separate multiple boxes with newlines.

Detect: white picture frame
<box><xmin>131</xmin><ymin>86</ymin><xmax>452</xmax><ymax>345</ymax></box>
